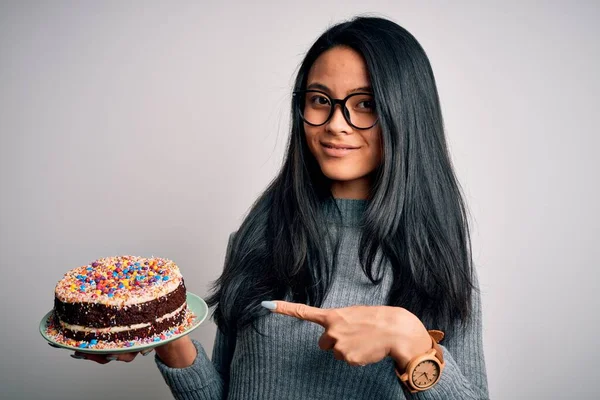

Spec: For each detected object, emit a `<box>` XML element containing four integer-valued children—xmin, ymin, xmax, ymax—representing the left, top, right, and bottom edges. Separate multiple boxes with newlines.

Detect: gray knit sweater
<box><xmin>155</xmin><ymin>198</ymin><xmax>489</xmax><ymax>399</ymax></box>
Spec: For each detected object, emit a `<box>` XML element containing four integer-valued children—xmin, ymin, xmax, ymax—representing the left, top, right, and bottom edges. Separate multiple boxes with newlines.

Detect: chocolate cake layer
<box><xmin>54</xmin><ymin>281</ymin><xmax>186</xmax><ymax>328</ymax></box>
<box><xmin>56</xmin><ymin>306</ymin><xmax>188</xmax><ymax>342</ymax></box>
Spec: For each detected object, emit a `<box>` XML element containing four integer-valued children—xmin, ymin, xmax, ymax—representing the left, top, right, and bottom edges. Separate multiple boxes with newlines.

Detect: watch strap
<box><xmin>428</xmin><ymin>329</ymin><xmax>444</xmax><ymax>344</ymax></box>
<box><xmin>428</xmin><ymin>330</ymin><xmax>445</xmax><ymax>365</ymax></box>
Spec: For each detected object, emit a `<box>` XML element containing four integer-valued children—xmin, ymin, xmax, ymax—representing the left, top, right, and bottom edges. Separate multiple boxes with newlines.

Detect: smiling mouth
<box><xmin>321</xmin><ymin>143</ymin><xmax>359</xmax><ymax>150</ymax></box>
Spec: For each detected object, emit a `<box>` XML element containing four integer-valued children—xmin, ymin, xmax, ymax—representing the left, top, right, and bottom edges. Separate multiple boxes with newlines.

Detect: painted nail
<box><xmin>70</xmin><ymin>354</ymin><xmax>86</xmax><ymax>360</ymax></box>
<box><xmin>105</xmin><ymin>355</ymin><xmax>118</xmax><ymax>362</ymax></box>
<box><xmin>261</xmin><ymin>301</ymin><xmax>277</xmax><ymax>310</ymax></box>
<box><xmin>141</xmin><ymin>349</ymin><xmax>153</xmax><ymax>356</ymax></box>
<box><xmin>48</xmin><ymin>343</ymin><xmax>61</xmax><ymax>349</ymax></box>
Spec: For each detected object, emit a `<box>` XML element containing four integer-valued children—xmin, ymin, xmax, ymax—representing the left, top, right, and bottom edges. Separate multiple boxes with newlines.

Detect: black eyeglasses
<box><xmin>293</xmin><ymin>89</ymin><xmax>378</xmax><ymax>130</ymax></box>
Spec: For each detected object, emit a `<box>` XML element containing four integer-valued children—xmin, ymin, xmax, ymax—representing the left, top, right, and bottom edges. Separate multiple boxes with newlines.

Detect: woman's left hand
<box><xmin>263</xmin><ymin>300</ymin><xmax>432</xmax><ymax>370</ymax></box>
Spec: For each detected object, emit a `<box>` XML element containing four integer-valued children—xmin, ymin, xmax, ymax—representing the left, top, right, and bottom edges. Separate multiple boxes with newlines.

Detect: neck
<box><xmin>330</xmin><ymin>176</ymin><xmax>372</xmax><ymax>200</ymax></box>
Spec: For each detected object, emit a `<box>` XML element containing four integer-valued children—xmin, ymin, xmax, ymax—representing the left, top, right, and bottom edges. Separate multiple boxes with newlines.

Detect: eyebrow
<box><xmin>306</xmin><ymin>82</ymin><xmax>373</xmax><ymax>94</ymax></box>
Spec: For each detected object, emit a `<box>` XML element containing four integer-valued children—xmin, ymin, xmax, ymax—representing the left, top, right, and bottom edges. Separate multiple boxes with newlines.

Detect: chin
<box><xmin>320</xmin><ymin>165</ymin><xmax>366</xmax><ymax>182</ymax></box>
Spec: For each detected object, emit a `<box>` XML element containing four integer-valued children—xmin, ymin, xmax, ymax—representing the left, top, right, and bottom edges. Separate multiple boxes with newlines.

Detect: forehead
<box><xmin>306</xmin><ymin>46</ymin><xmax>371</xmax><ymax>95</ymax></box>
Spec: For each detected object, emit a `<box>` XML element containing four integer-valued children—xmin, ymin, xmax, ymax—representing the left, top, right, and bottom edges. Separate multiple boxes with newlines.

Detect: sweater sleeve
<box><xmin>154</xmin><ymin>337</ymin><xmax>227</xmax><ymax>400</ymax></box>
<box><xmin>408</xmin><ymin>270</ymin><xmax>489</xmax><ymax>400</ymax></box>
<box><xmin>154</xmin><ymin>233</ymin><xmax>237</xmax><ymax>400</ymax></box>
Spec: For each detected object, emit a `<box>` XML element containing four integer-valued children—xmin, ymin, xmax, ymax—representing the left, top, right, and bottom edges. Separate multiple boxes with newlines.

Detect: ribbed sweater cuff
<box><xmin>155</xmin><ymin>339</ymin><xmax>224</xmax><ymax>398</ymax></box>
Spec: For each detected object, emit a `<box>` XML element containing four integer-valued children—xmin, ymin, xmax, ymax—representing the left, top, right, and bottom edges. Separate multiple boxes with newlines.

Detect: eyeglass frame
<box><xmin>292</xmin><ymin>89</ymin><xmax>379</xmax><ymax>130</ymax></box>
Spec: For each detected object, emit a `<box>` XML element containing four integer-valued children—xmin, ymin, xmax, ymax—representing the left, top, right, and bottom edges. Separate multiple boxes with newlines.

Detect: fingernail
<box><xmin>105</xmin><ymin>355</ymin><xmax>118</xmax><ymax>361</ymax></box>
<box><xmin>48</xmin><ymin>343</ymin><xmax>61</xmax><ymax>349</ymax></box>
<box><xmin>141</xmin><ymin>349</ymin><xmax>153</xmax><ymax>356</ymax></box>
<box><xmin>261</xmin><ymin>301</ymin><xmax>277</xmax><ymax>310</ymax></box>
<box><xmin>70</xmin><ymin>354</ymin><xmax>86</xmax><ymax>360</ymax></box>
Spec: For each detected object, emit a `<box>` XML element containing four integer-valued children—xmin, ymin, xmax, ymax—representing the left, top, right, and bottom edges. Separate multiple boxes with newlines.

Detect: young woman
<box><xmin>75</xmin><ymin>16</ymin><xmax>489</xmax><ymax>399</ymax></box>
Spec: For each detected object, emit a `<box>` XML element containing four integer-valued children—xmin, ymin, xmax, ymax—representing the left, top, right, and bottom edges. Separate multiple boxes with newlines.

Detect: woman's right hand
<box><xmin>55</xmin><ymin>345</ymin><xmax>153</xmax><ymax>364</ymax></box>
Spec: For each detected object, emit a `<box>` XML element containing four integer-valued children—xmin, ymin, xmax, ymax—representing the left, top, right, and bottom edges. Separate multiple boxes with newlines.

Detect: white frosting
<box><xmin>59</xmin><ymin>302</ymin><xmax>187</xmax><ymax>334</ymax></box>
<box><xmin>103</xmin><ymin>277</ymin><xmax>182</xmax><ymax>307</ymax></box>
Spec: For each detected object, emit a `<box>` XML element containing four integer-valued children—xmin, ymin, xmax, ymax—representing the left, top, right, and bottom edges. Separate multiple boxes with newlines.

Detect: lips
<box><xmin>320</xmin><ymin>142</ymin><xmax>360</xmax><ymax>158</ymax></box>
<box><xmin>321</xmin><ymin>142</ymin><xmax>360</xmax><ymax>150</ymax></box>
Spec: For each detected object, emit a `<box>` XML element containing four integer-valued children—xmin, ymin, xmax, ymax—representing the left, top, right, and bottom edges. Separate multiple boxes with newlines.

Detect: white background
<box><xmin>1</xmin><ymin>1</ymin><xmax>598</xmax><ymax>399</ymax></box>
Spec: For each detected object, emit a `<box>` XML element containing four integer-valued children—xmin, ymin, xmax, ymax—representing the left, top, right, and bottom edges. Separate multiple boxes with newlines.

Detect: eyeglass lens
<box><xmin>299</xmin><ymin>91</ymin><xmax>377</xmax><ymax>129</ymax></box>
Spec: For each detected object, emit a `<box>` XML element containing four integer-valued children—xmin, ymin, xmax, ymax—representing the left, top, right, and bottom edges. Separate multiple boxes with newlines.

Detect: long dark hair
<box><xmin>207</xmin><ymin>16</ymin><xmax>475</xmax><ymax>337</ymax></box>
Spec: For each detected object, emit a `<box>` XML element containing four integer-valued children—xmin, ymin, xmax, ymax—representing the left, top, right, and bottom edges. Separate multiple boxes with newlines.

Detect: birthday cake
<box><xmin>53</xmin><ymin>256</ymin><xmax>187</xmax><ymax>342</ymax></box>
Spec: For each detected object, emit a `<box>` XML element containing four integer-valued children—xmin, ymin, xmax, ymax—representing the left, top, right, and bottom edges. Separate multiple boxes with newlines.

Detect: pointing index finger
<box><xmin>265</xmin><ymin>300</ymin><xmax>330</xmax><ymax>327</ymax></box>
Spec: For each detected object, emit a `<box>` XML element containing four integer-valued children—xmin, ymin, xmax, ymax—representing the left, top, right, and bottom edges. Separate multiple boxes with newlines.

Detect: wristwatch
<box><xmin>395</xmin><ymin>330</ymin><xmax>445</xmax><ymax>393</ymax></box>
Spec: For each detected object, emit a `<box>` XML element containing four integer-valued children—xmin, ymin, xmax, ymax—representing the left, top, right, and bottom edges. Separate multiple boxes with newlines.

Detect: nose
<box><xmin>326</xmin><ymin>104</ymin><xmax>352</xmax><ymax>134</ymax></box>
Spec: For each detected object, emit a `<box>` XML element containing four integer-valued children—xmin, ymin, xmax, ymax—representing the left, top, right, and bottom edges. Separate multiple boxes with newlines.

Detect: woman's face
<box><xmin>303</xmin><ymin>46</ymin><xmax>382</xmax><ymax>200</ymax></box>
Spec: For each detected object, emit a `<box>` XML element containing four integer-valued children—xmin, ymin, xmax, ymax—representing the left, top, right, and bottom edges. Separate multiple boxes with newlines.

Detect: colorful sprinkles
<box><xmin>54</xmin><ymin>256</ymin><xmax>182</xmax><ymax>305</ymax></box>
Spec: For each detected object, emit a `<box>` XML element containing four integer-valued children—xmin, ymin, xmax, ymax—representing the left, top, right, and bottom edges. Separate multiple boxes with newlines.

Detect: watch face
<box><xmin>411</xmin><ymin>360</ymin><xmax>440</xmax><ymax>388</ymax></box>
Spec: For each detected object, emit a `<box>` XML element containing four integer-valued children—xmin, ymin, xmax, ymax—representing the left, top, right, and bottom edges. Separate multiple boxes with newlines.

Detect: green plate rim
<box><xmin>40</xmin><ymin>292</ymin><xmax>208</xmax><ymax>354</ymax></box>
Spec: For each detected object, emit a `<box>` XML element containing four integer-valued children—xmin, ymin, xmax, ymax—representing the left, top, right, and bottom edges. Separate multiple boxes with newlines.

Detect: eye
<box><xmin>309</xmin><ymin>94</ymin><xmax>331</xmax><ymax>107</ymax></box>
<box><xmin>356</xmin><ymin>99</ymin><xmax>375</xmax><ymax>111</ymax></box>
